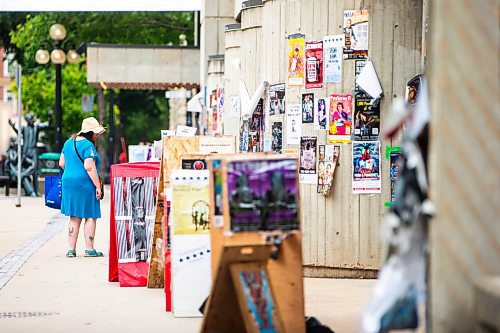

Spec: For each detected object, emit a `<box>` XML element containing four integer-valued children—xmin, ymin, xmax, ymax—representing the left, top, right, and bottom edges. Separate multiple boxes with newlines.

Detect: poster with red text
<box><xmin>328</xmin><ymin>94</ymin><xmax>352</xmax><ymax>143</ymax></box>
<box><xmin>305</xmin><ymin>41</ymin><xmax>323</xmax><ymax>89</ymax></box>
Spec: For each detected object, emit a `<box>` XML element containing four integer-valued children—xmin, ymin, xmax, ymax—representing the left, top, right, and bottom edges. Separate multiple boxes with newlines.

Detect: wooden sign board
<box><xmin>147</xmin><ymin>136</ymin><xmax>236</xmax><ymax>303</ymax></box>
<box><xmin>201</xmin><ymin>245</ymin><xmax>273</xmax><ymax>333</ymax></box>
<box><xmin>203</xmin><ymin>153</ymin><xmax>305</xmax><ymax>333</ymax></box>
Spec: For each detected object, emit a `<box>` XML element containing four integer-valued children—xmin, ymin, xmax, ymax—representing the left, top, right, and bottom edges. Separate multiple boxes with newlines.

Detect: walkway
<box><xmin>0</xmin><ymin>194</ymin><xmax>376</xmax><ymax>333</ymax></box>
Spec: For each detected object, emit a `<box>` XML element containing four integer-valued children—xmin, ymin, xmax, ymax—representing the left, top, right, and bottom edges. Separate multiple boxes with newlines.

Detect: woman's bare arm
<box><xmin>59</xmin><ymin>153</ymin><xmax>65</xmax><ymax>170</ymax></box>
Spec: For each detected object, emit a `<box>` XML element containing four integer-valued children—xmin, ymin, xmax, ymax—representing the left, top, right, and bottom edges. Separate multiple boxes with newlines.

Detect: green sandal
<box><xmin>66</xmin><ymin>250</ymin><xmax>76</xmax><ymax>258</ymax></box>
<box><xmin>84</xmin><ymin>249</ymin><xmax>104</xmax><ymax>257</ymax></box>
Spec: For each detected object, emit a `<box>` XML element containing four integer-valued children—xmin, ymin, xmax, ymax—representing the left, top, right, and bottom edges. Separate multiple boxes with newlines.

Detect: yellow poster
<box><xmin>171</xmin><ymin>170</ymin><xmax>210</xmax><ymax>235</ymax></box>
<box><xmin>287</xmin><ymin>33</ymin><xmax>305</xmax><ymax>86</ymax></box>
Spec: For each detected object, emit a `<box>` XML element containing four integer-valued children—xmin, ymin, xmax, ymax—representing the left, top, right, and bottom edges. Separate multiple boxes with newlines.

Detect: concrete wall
<box><xmin>223</xmin><ymin>0</ymin><xmax>423</xmax><ymax>275</ymax></box>
<box><xmin>428</xmin><ymin>0</ymin><xmax>500</xmax><ymax>331</ymax></box>
<box><xmin>200</xmin><ymin>0</ymin><xmax>235</xmax><ymax>89</ymax></box>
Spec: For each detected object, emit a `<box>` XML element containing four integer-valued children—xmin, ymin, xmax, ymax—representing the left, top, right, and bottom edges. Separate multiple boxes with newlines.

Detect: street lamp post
<box><xmin>35</xmin><ymin>23</ymin><xmax>81</xmax><ymax>152</ymax></box>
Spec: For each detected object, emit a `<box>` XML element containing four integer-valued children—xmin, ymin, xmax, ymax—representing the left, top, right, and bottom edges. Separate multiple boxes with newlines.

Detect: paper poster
<box><xmin>227</xmin><ymin>159</ymin><xmax>299</xmax><ymax>231</ymax></box>
<box><xmin>406</xmin><ymin>74</ymin><xmax>422</xmax><ymax>107</ymax></box>
<box><xmin>355</xmin><ymin>59</ymin><xmax>382</xmax><ymax>100</ymax></box>
<box><xmin>170</xmin><ymin>170</ymin><xmax>211</xmax><ymax>317</ymax></box>
<box><xmin>199</xmin><ymin>136</ymin><xmax>236</xmax><ymax>154</ymax></box>
<box><xmin>248</xmin><ymin>131</ymin><xmax>262</xmax><ymax>153</ymax></box>
<box><xmin>299</xmin><ymin>136</ymin><xmax>317</xmax><ymax>184</ymax></box>
<box><xmin>302</xmin><ymin>93</ymin><xmax>314</xmax><ymax>124</ymax></box>
<box><xmin>212</xmin><ymin>159</ymin><xmax>224</xmax><ymax>228</ymax></box>
<box><xmin>269</xmin><ymin>83</ymin><xmax>286</xmax><ymax>115</ymax></box>
<box><xmin>314</xmin><ymin>98</ymin><xmax>329</xmax><ymax>130</ymax></box>
<box><xmin>390</xmin><ymin>151</ymin><xmax>403</xmax><ymax>202</ymax></box>
<box><xmin>228</xmin><ymin>96</ymin><xmax>241</xmax><ymax>118</ymax></box>
<box><xmin>263</xmin><ymin>137</ymin><xmax>272</xmax><ymax>152</ymax></box>
<box><xmin>161</xmin><ymin>129</ymin><xmax>175</xmax><ymax>138</ymax></box>
<box><xmin>238</xmin><ymin>269</ymin><xmax>279</xmax><ymax>332</ymax></box>
<box><xmin>317</xmin><ymin>145</ymin><xmax>326</xmax><ymax>193</ymax></box>
<box><xmin>250</xmin><ymin>99</ymin><xmax>264</xmax><ymax>132</ymax></box>
<box><xmin>354</xmin><ymin>60</ymin><xmax>367</xmax><ymax>93</ymax></box>
<box><xmin>343</xmin><ymin>9</ymin><xmax>369</xmax><ymax>59</ymax></box>
<box><xmin>128</xmin><ymin>145</ymin><xmax>149</xmax><ymax>162</ymax></box>
<box><xmin>324</xmin><ymin>35</ymin><xmax>344</xmax><ymax>83</ymax></box>
<box><xmin>248</xmin><ymin>99</ymin><xmax>264</xmax><ymax>152</ymax></box>
<box><xmin>354</xmin><ymin>92</ymin><xmax>380</xmax><ymax>141</ymax></box>
<box><xmin>171</xmin><ymin>171</ymin><xmax>211</xmax><ymax>235</ymax></box>
<box><xmin>263</xmin><ymin>88</ymin><xmax>271</xmax><ymax>133</ymax></box>
<box><xmin>271</xmin><ymin>122</ymin><xmax>283</xmax><ymax>154</ymax></box>
<box><xmin>305</xmin><ymin>41</ymin><xmax>324</xmax><ymax>89</ymax></box>
<box><xmin>113</xmin><ymin>176</ymin><xmax>158</xmax><ymax>262</ymax></box>
<box><xmin>208</xmin><ymin>87</ymin><xmax>224</xmax><ymax>135</ymax></box>
<box><xmin>176</xmin><ymin>125</ymin><xmax>197</xmax><ymax>136</ymax></box>
<box><xmin>352</xmin><ymin>141</ymin><xmax>381</xmax><ymax>194</ymax></box>
<box><xmin>286</xmin><ymin>104</ymin><xmax>302</xmax><ymax>145</ymax></box>
<box><xmin>240</xmin><ymin>118</ymin><xmax>250</xmax><ymax>153</ymax></box>
<box><xmin>328</xmin><ymin>94</ymin><xmax>352</xmax><ymax>143</ymax></box>
<box><xmin>322</xmin><ymin>145</ymin><xmax>340</xmax><ymax>196</ymax></box>
<box><xmin>287</xmin><ymin>33</ymin><xmax>305</xmax><ymax>86</ymax></box>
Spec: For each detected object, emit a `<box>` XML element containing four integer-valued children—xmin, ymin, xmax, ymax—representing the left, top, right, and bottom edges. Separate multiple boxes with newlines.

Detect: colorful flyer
<box><xmin>238</xmin><ymin>269</ymin><xmax>279</xmax><ymax>332</ymax></box>
<box><xmin>406</xmin><ymin>74</ymin><xmax>422</xmax><ymax>106</ymax></box>
<box><xmin>322</xmin><ymin>145</ymin><xmax>340</xmax><ymax>196</ymax></box>
<box><xmin>269</xmin><ymin>83</ymin><xmax>286</xmax><ymax>115</ymax></box>
<box><xmin>354</xmin><ymin>92</ymin><xmax>380</xmax><ymax>141</ymax></box>
<box><xmin>212</xmin><ymin>159</ymin><xmax>224</xmax><ymax>228</ymax></box>
<box><xmin>171</xmin><ymin>170</ymin><xmax>211</xmax><ymax>235</ymax></box>
<box><xmin>302</xmin><ymin>93</ymin><xmax>314</xmax><ymax>124</ymax></box>
<box><xmin>390</xmin><ymin>151</ymin><xmax>403</xmax><ymax>202</ymax></box>
<box><xmin>250</xmin><ymin>98</ymin><xmax>264</xmax><ymax>132</ymax></box>
<box><xmin>286</xmin><ymin>104</ymin><xmax>302</xmax><ymax>145</ymax></box>
<box><xmin>343</xmin><ymin>9</ymin><xmax>369</xmax><ymax>59</ymax></box>
<box><xmin>328</xmin><ymin>94</ymin><xmax>352</xmax><ymax>143</ymax></box>
<box><xmin>271</xmin><ymin>122</ymin><xmax>283</xmax><ymax>154</ymax></box>
<box><xmin>314</xmin><ymin>97</ymin><xmax>329</xmax><ymax>130</ymax></box>
<box><xmin>324</xmin><ymin>35</ymin><xmax>344</xmax><ymax>83</ymax></box>
<box><xmin>305</xmin><ymin>41</ymin><xmax>324</xmax><ymax>89</ymax></box>
<box><xmin>317</xmin><ymin>145</ymin><xmax>326</xmax><ymax>193</ymax></box>
<box><xmin>287</xmin><ymin>33</ymin><xmax>305</xmax><ymax>86</ymax></box>
<box><xmin>227</xmin><ymin>159</ymin><xmax>299</xmax><ymax>231</ymax></box>
<box><xmin>240</xmin><ymin>118</ymin><xmax>250</xmax><ymax>153</ymax></box>
<box><xmin>299</xmin><ymin>136</ymin><xmax>317</xmax><ymax>184</ymax></box>
<box><xmin>352</xmin><ymin>141</ymin><xmax>381</xmax><ymax>194</ymax></box>
<box><xmin>248</xmin><ymin>131</ymin><xmax>262</xmax><ymax>153</ymax></box>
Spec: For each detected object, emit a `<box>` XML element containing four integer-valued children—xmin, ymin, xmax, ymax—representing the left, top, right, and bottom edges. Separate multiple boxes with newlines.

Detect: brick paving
<box><xmin>0</xmin><ymin>213</ymin><xmax>65</xmax><ymax>289</ymax></box>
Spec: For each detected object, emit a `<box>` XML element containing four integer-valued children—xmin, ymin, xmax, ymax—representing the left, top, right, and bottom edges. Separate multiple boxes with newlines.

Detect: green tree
<box><xmin>7</xmin><ymin>12</ymin><xmax>194</xmax><ymax>150</ymax></box>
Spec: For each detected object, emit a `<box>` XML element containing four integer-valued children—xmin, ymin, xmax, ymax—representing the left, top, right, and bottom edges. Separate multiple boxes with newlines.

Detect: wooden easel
<box><xmin>201</xmin><ymin>154</ymin><xmax>306</xmax><ymax>333</ymax></box>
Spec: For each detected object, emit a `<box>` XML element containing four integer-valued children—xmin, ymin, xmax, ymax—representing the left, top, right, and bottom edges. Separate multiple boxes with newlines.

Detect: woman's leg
<box><xmin>83</xmin><ymin>218</ymin><xmax>97</xmax><ymax>250</ymax></box>
<box><xmin>68</xmin><ymin>216</ymin><xmax>82</xmax><ymax>250</ymax></box>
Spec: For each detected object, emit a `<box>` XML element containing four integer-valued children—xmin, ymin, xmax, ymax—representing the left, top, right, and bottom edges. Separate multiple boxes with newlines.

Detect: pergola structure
<box><xmin>86</xmin><ymin>43</ymin><xmax>200</xmax><ymax>91</ymax></box>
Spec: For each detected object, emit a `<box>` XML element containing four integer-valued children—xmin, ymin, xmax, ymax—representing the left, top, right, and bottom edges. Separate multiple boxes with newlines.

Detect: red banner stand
<box><xmin>109</xmin><ymin>162</ymin><xmax>160</xmax><ymax>285</ymax></box>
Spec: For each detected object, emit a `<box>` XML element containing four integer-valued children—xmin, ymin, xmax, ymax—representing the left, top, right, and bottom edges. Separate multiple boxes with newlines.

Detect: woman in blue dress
<box><xmin>59</xmin><ymin>117</ymin><xmax>105</xmax><ymax>258</ymax></box>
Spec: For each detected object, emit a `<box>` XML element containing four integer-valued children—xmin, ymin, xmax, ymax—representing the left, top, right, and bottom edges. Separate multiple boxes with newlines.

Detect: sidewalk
<box><xmin>0</xmin><ymin>193</ymin><xmax>376</xmax><ymax>333</ymax></box>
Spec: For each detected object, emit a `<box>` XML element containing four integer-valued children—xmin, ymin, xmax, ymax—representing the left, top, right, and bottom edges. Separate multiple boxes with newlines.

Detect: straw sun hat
<box><xmin>78</xmin><ymin>117</ymin><xmax>106</xmax><ymax>135</ymax></box>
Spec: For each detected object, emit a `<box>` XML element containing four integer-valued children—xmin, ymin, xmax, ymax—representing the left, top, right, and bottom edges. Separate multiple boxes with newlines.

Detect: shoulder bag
<box><xmin>74</xmin><ymin>139</ymin><xmax>104</xmax><ymax>200</ymax></box>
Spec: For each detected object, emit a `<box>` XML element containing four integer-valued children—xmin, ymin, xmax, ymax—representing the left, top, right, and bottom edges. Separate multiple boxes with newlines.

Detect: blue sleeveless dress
<box><xmin>60</xmin><ymin>138</ymin><xmax>101</xmax><ymax>218</ymax></box>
